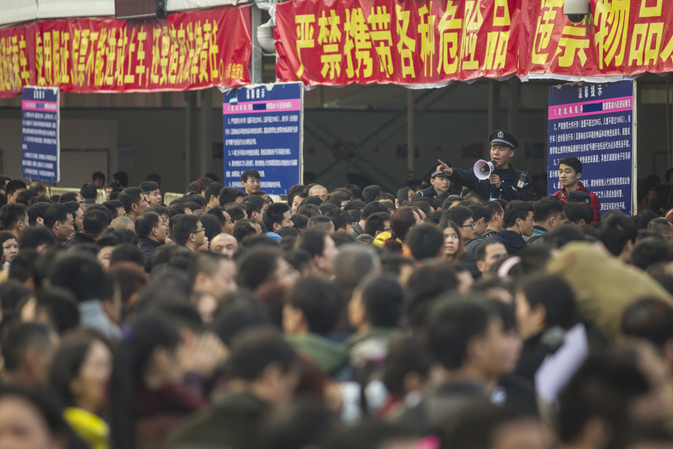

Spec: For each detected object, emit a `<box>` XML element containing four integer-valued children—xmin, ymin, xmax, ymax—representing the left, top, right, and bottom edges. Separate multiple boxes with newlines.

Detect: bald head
<box><xmin>110</xmin><ymin>215</ymin><xmax>135</xmax><ymax>231</ymax></box>
<box><xmin>210</xmin><ymin>233</ymin><xmax>238</xmax><ymax>259</ymax></box>
<box><xmin>308</xmin><ymin>185</ymin><xmax>328</xmax><ymax>201</ymax></box>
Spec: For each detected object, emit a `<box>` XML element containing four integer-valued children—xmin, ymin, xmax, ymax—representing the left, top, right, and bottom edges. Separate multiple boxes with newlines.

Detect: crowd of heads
<box><xmin>0</xmin><ymin>166</ymin><xmax>670</xmax><ymax>449</ymax></box>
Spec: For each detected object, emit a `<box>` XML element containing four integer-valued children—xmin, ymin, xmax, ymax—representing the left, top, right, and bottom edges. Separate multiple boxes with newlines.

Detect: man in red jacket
<box><xmin>554</xmin><ymin>156</ymin><xmax>601</xmax><ymax>223</ymax></box>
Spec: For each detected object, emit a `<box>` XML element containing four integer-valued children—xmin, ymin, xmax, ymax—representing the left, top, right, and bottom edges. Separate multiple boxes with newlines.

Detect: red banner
<box><xmin>0</xmin><ymin>5</ymin><xmax>251</xmax><ymax>97</ymax></box>
<box><xmin>275</xmin><ymin>0</ymin><xmax>673</xmax><ymax>86</ymax></box>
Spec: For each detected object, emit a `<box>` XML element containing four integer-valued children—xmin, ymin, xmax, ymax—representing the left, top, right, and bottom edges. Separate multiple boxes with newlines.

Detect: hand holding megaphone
<box><xmin>473</xmin><ymin>160</ymin><xmax>503</xmax><ymax>187</ymax></box>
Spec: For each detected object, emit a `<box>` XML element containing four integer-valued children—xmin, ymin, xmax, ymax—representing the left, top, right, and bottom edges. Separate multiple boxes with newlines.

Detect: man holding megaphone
<box><xmin>435</xmin><ymin>130</ymin><xmax>535</xmax><ymax>202</ymax></box>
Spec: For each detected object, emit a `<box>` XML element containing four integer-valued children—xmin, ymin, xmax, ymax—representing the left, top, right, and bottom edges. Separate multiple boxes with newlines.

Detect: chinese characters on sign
<box><xmin>0</xmin><ymin>5</ymin><xmax>251</xmax><ymax>97</ymax></box>
<box><xmin>223</xmin><ymin>83</ymin><xmax>303</xmax><ymax>196</ymax></box>
<box><xmin>547</xmin><ymin>81</ymin><xmax>635</xmax><ymax>216</ymax></box>
<box><xmin>22</xmin><ymin>86</ymin><xmax>60</xmax><ymax>183</ymax></box>
<box><xmin>275</xmin><ymin>0</ymin><xmax>673</xmax><ymax>86</ymax></box>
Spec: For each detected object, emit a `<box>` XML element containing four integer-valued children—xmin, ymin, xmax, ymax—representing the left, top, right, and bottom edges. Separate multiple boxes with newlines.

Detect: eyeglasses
<box><xmin>460</xmin><ymin>223</ymin><xmax>476</xmax><ymax>229</ymax></box>
<box><xmin>192</xmin><ymin>229</ymin><xmax>206</xmax><ymax>234</ymax></box>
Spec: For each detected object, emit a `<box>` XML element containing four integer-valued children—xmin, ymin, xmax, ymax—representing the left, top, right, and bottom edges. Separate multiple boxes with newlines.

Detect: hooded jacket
<box><xmin>492</xmin><ymin>230</ymin><xmax>528</xmax><ymax>256</ymax></box>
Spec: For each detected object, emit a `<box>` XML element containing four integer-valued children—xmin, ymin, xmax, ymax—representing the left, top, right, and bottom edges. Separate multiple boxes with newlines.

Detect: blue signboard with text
<box><xmin>547</xmin><ymin>81</ymin><xmax>635</xmax><ymax>216</ymax></box>
<box><xmin>222</xmin><ymin>82</ymin><xmax>303</xmax><ymax>196</ymax></box>
<box><xmin>22</xmin><ymin>86</ymin><xmax>60</xmax><ymax>183</ymax></box>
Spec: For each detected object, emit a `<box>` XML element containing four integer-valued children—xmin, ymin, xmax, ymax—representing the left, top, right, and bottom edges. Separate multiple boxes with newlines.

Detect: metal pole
<box><xmin>250</xmin><ymin>3</ymin><xmax>263</xmax><ymax>84</ymax></box>
<box><xmin>407</xmin><ymin>89</ymin><xmax>415</xmax><ymax>180</ymax></box>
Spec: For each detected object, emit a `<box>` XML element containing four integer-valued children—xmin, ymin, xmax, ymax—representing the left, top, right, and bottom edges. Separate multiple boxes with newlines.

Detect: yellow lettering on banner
<box><xmin>150</xmin><ymin>28</ymin><xmax>161</xmax><ymax>84</ymax></box>
<box><xmin>208</xmin><ymin>21</ymin><xmax>219</xmax><ymax>80</ymax></box>
<box><xmin>35</xmin><ymin>32</ymin><xmax>45</xmax><ymax>86</ymax></box>
<box><xmin>136</xmin><ymin>28</ymin><xmax>147</xmax><ymax>86</ymax></box>
<box><xmin>44</xmin><ymin>32</ymin><xmax>52</xmax><ymax>84</ymax></box>
<box><xmin>168</xmin><ymin>28</ymin><xmax>179</xmax><ymax>84</ymax></box>
<box><xmin>295</xmin><ymin>14</ymin><xmax>315</xmax><ymax>77</ymax></box>
<box><xmin>418</xmin><ymin>5</ymin><xmax>435</xmax><ymax>77</ymax></box>
<box><xmin>161</xmin><ymin>27</ymin><xmax>170</xmax><ymax>85</ymax></box>
<box><xmin>396</xmin><ymin>5</ymin><xmax>416</xmax><ymax>78</ymax></box>
<box><xmin>318</xmin><ymin>10</ymin><xmax>342</xmax><ymax>79</ymax></box>
<box><xmin>368</xmin><ymin>6</ymin><xmax>394</xmax><ymax>76</ymax></box>
<box><xmin>177</xmin><ymin>26</ymin><xmax>187</xmax><ymax>84</ymax></box>
<box><xmin>19</xmin><ymin>35</ymin><xmax>30</xmax><ymax>86</ymax></box>
<box><xmin>114</xmin><ymin>27</ymin><xmax>127</xmax><ymax>86</ymax></box>
<box><xmin>186</xmin><ymin>23</ymin><xmax>197</xmax><ymax>84</ymax></box>
<box><xmin>10</xmin><ymin>36</ymin><xmax>20</xmax><ymax>90</ymax></box>
<box><xmin>628</xmin><ymin>22</ymin><xmax>663</xmax><ymax>66</ymax></box>
<box><xmin>484</xmin><ymin>31</ymin><xmax>509</xmax><ymax>70</ymax></box>
<box><xmin>53</xmin><ymin>31</ymin><xmax>61</xmax><ymax>84</ymax></box>
<box><xmin>124</xmin><ymin>28</ymin><xmax>137</xmax><ymax>84</ymax></box>
<box><xmin>94</xmin><ymin>29</ymin><xmax>107</xmax><ymax>87</ymax></box>
<box><xmin>532</xmin><ymin>0</ymin><xmax>563</xmax><ymax>64</ymax></box>
<box><xmin>60</xmin><ymin>31</ymin><xmax>71</xmax><ymax>83</ymax></box>
<box><xmin>639</xmin><ymin>0</ymin><xmax>662</xmax><ymax>18</ymax></box>
<box><xmin>437</xmin><ymin>0</ymin><xmax>462</xmax><ymax>75</ymax></box>
<box><xmin>197</xmin><ymin>21</ymin><xmax>209</xmax><ymax>83</ymax></box>
<box><xmin>72</xmin><ymin>28</ymin><xmax>91</xmax><ymax>86</ymax></box>
<box><xmin>594</xmin><ymin>0</ymin><xmax>630</xmax><ymax>69</ymax></box>
<box><xmin>86</xmin><ymin>31</ymin><xmax>99</xmax><ymax>86</ymax></box>
<box><xmin>344</xmin><ymin>8</ymin><xmax>373</xmax><ymax>78</ymax></box>
<box><xmin>461</xmin><ymin>0</ymin><xmax>483</xmax><ymax>70</ymax></box>
<box><xmin>104</xmin><ymin>28</ymin><xmax>116</xmax><ymax>86</ymax></box>
<box><xmin>554</xmin><ymin>23</ymin><xmax>590</xmax><ymax>67</ymax></box>
<box><xmin>493</xmin><ymin>0</ymin><xmax>511</xmax><ymax>26</ymax></box>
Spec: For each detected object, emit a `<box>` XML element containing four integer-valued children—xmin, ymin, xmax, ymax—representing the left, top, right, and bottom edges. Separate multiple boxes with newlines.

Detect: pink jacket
<box><xmin>554</xmin><ymin>181</ymin><xmax>601</xmax><ymax>224</ymax></box>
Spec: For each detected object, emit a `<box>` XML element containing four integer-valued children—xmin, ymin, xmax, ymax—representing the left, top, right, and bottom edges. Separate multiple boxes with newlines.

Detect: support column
<box><xmin>407</xmin><ymin>90</ymin><xmax>415</xmax><ymax>180</ymax></box>
<box><xmin>185</xmin><ymin>91</ymin><xmax>199</xmax><ymax>190</ymax></box>
<box><xmin>250</xmin><ymin>4</ymin><xmax>263</xmax><ymax>84</ymax></box>
<box><xmin>507</xmin><ymin>78</ymin><xmax>520</xmax><ymax>137</ymax></box>
<box><xmin>487</xmin><ymin>81</ymin><xmax>498</xmax><ymax>133</ymax></box>
<box><xmin>199</xmin><ymin>88</ymin><xmax>214</xmax><ymax>178</ymax></box>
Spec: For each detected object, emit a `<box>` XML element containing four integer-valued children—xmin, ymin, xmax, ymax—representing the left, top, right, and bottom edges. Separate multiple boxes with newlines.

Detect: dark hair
<box><xmin>15</xmin><ymin>189</ymin><xmax>37</xmax><ymax>206</ymax></box>
<box><xmin>286</xmin><ymin>277</ymin><xmax>340</xmax><ymax>334</ymax></box>
<box><xmin>405</xmin><ymin>262</ymin><xmax>459</xmax><ymax>330</ymax></box>
<box><xmin>9</xmin><ymin>249</ymin><xmax>39</xmax><ymax>283</ymax></box>
<box><xmin>564</xmin><ymin>202</ymin><xmax>593</xmax><ymax>225</ymax></box>
<box><xmin>110</xmin><ymin>317</ymin><xmax>180</xmax><ymax>449</ymax></box>
<box><xmin>446</xmin><ymin>206</ymin><xmax>473</xmax><ymax>228</ymax></box>
<box><xmin>327</xmin><ymin>209</ymin><xmax>351</xmax><ymax>232</ymax></box>
<box><xmin>233</xmin><ymin>219</ymin><xmax>258</xmax><ymax>243</ymax></box>
<box><xmin>307</xmin><ymin>215</ymin><xmax>333</xmax><ymax>232</ymax></box>
<box><xmin>484</xmin><ymin>201</ymin><xmax>504</xmax><ymax>221</ymax></box>
<box><xmin>622</xmin><ymin>298</ymin><xmax>673</xmax><ymax>348</ymax></box>
<box><xmin>172</xmin><ymin>215</ymin><xmax>200</xmax><ymax>246</ymax></box>
<box><xmin>199</xmin><ymin>214</ymin><xmax>221</xmax><ymax>242</ymax></box>
<box><xmin>362</xmin><ymin>185</ymin><xmax>382</xmax><ymax>203</ymax></box>
<box><xmin>503</xmin><ymin>201</ymin><xmax>534</xmax><ymax>228</ymax></box>
<box><xmin>264</xmin><ymin>203</ymin><xmax>290</xmax><ymax>232</ymax></box>
<box><xmin>27</xmin><ymin>202</ymin><xmax>51</xmax><ymax>226</ymax></box>
<box><xmin>545</xmin><ymin>224</ymin><xmax>587</xmax><ymax>249</ymax></box>
<box><xmin>112</xmin><ymin>171</ymin><xmax>129</xmax><ymax>187</ymax></box>
<box><xmin>2</xmin><ymin>322</ymin><xmax>54</xmax><ymax>371</ymax></box>
<box><xmin>0</xmin><ymin>203</ymin><xmax>26</xmax><ymax>231</ymax></box>
<box><xmin>559</xmin><ymin>156</ymin><xmax>582</xmax><ymax>175</ymax></box>
<box><xmin>241</xmin><ymin>195</ymin><xmax>266</xmax><ymax>216</ymax></box>
<box><xmin>18</xmin><ymin>226</ymin><xmax>56</xmax><ymax>250</ymax></box>
<box><xmin>518</xmin><ymin>274</ymin><xmax>576</xmax><ymax>330</ymax></box>
<box><xmin>219</xmin><ymin>187</ymin><xmax>245</xmax><ymax>206</ymax></box>
<box><xmin>390</xmin><ymin>207</ymin><xmax>419</xmax><ymax>242</ymax></box>
<box><xmin>361</xmin><ymin>201</ymin><xmax>389</xmax><ymax>221</ymax></box>
<box><xmin>238</xmin><ymin>248</ymin><xmax>283</xmax><ymax>291</ymax></box>
<box><xmin>102</xmin><ymin>201</ymin><xmax>123</xmax><ymax>219</ymax></box>
<box><xmin>29</xmin><ymin>182</ymin><xmax>47</xmax><ymax>195</ymax></box>
<box><xmin>49</xmin><ymin>254</ymin><xmax>107</xmax><ymax>303</ymax></box>
<box><xmin>291</xmin><ymin>214</ymin><xmax>308</xmax><ymax>230</ymax></box>
<box><xmin>138</xmin><ymin>181</ymin><xmax>159</xmax><ymax>195</ymax></box>
<box><xmin>0</xmin><ymin>232</ymin><xmax>17</xmax><ymax>255</ymax></box>
<box><xmin>296</xmin><ymin>230</ymin><xmax>328</xmax><ymax>258</ymax></box>
<box><xmin>110</xmin><ymin>244</ymin><xmax>146</xmax><ymax>269</ymax></box>
<box><xmin>558</xmin><ymin>350</ymin><xmax>650</xmax><ymax>444</ymax></box>
<box><xmin>5</xmin><ymin>180</ymin><xmax>27</xmax><ymax>197</ymax></box>
<box><xmin>466</xmin><ymin>203</ymin><xmax>490</xmax><ymax>224</ymax></box>
<box><xmin>224</xmin><ymin>204</ymin><xmax>246</xmax><ymax>223</ymax></box>
<box><xmin>359</xmin><ymin>274</ymin><xmax>404</xmax><ymax>328</ymax></box>
<box><xmin>80</xmin><ymin>183</ymin><xmax>98</xmax><ymax>200</ymax></box>
<box><xmin>92</xmin><ymin>171</ymin><xmax>106</xmax><ymax>182</ymax></box>
<box><xmin>534</xmin><ymin>198</ymin><xmax>564</xmax><ymax>222</ymax></box>
<box><xmin>278</xmin><ymin>227</ymin><xmax>299</xmax><ymax>238</ymax></box>
<box><xmin>211</xmin><ymin>293</ymin><xmax>269</xmax><ymax>346</ymax></box>
<box><xmin>383</xmin><ymin>336</ymin><xmax>432</xmax><ymax>396</ymax></box>
<box><xmin>297</xmin><ymin>204</ymin><xmax>321</xmax><ymax>218</ymax></box>
<box><xmin>187</xmin><ymin>252</ymin><xmax>232</xmax><ymax>286</ymax></box>
<box><xmin>241</xmin><ymin>169</ymin><xmax>261</xmax><ymax>183</ymax></box>
<box><xmin>600</xmin><ymin>212</ymin><xmax>637</xmax><ymax>257</ymax></box>
<box><xmin>225</xmin><ymin>327</ymin><xmax>297</xmax><ymax>381</ymax></box>
<box><xmin>44</xmin><ymin>204</ymin><xmax>72</xmax><ymax>230</ymax></box>
<box><xmin>203</xmin><ymin>183</ymin><xmax>223</xmax><ymax>203</ymax></box>
<box><xmin>82</xmin><ymin>209</ymin><xmax>110</xmax><ymax>237</ymax></box>
<box><xmin>632</xmin><ymin>237</ymin><xmax>670</xmax><ymax>270</ymax></box>
<box><xmin>135</xmin><ymin>212</ymin><xmax>161</xmax><ymax>239</ymax></box>
<box><xmin>364</xmin><ymin>212</ymin><xmax>391</xmax><ymax>236</ymax></box>
<box><xmin>33</xmin><ymin>288</ymin><xmax>80</xmax><ymax>334</ymax></box>
<box><xmin>407</xmin><ymin>223</ymin><xmax>444</xmax><ymax>260</ymax></box>
<box><xmin>260</xmin><ymin>401</ymin><xmax>339</xmax><ymax>449</ymax></box>
<box><xmin>119</xmin><ymin>188</ymin><xmax>143</xmax><ymax>214</ymax></box>
<box><xmin>168</xmin><ymin>203</ymin><xmax>190</xmax><ymax>219</ymax></box>
<box><xmin>428</xmin><ymin>296</ymin><xmax>496</xmax><ymax>369</ymax></box>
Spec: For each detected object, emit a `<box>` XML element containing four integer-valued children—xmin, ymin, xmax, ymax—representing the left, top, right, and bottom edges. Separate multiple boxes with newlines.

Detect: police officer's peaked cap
<box><xmin>489</xmin><ymin>130</ymin><xmax>519</xmax><ymax>149</ymax></box>
<box><xmin>425</xmin><ymin>162</ymin><xmax>450</xmax><ymax>180</ymax></box>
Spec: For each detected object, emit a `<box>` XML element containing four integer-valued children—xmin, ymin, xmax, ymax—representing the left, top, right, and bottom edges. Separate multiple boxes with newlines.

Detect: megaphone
<box><xmin>473</xmin><ymin>160</ymin><xmax>495</xmax><ymax>180</ymax></box>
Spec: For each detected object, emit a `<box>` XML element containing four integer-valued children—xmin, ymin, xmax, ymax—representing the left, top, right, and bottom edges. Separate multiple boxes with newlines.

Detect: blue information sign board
<box><xmin>547</xmin><ymin>81</ymin><xmax>635</xmax><ymax>216</ymax></box>
<box><xmin>222</xmin><ymin>82</ymin><xmax>303</xmax><ymax>196</ymax></box>
<box><xmin>22</xmin><ymin>86</ymin><xmax>60</xmax><ymax>183</ymax></box>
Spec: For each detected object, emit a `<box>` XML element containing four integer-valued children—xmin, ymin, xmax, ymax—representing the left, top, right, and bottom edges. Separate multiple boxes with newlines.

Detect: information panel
<box><xmin>22</xmin><ymin>86</ymin><xmax>60</xmax><ymax>183</ymax></box>
<box><xmin>547</xmin><ymin>81</ymin><xmax>636</xmax><ymax>216</ymax></box>
<box><xmin>223</xmin><ymin>82</ymin><xmax>303</xmax><ymax>196</ymax></box>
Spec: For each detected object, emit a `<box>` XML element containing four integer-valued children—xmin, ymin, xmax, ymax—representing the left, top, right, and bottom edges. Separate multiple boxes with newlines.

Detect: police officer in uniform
<box><xmin>413</xmin><ymin>164</ymin><xmax>458</xmax><ymax>200</ymax></box>
<box><xmin>435</xmin><ymin>130</ymin><xmax>534</xmax><ymax>202</ymax></box>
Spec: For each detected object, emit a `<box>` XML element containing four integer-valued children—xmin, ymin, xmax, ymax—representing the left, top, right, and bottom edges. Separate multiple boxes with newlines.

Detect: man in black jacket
<box><xmin>136</xmin><ymin>211</ymin><xmax>166</xmax><ymax>272</ymax></box>
<box><xmin>68</xmin><ymin>209</ymin><xmax>109</xmax><ymax>245</ymax></box>
<box><xmin>436</xmin><ymin>130</ymin><xmax>534</xmax><ymax>202</ymax></box>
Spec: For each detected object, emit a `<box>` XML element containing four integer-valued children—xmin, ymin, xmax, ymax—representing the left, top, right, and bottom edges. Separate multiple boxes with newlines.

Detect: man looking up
<box><xmin>493</xmin><ymin>201</ymin><xmax>534</xmax><ymax>256</ymax></box>
<box><xmin>139</xmin><ymin>181</ymin><xmax>162</xmax><ymax>207</ymax></box>
<box><xmin>554</xmin><ymin>156</ymin><xmax>600</xmax><ymax>224</ymax></box>
<box><xmin>436</xmin><ymin>130</ymin><xmax>534</xmax><ymax>202</ymax></box>
<box><xmin>5</xmin><ymin>180</ymin><xmax>26</xmax><ymax>204</ymax></box>
<box><xmin>240</xmin><ymin>169</ymin><xmax>261</xmax><ymax>195</ymax></box>
<box><xmin>0</xmin><ymin>204</ymin><xmax>28</xmax><ymax>239</ymax></box>
<box><xmin>44</xmin><ymin>204</ymin><xmax>74</xmax><ymax>245</ymax></box>
<box><xmin>173</xmin><ymin>214</ymin><xmax>207</xmax><ymax>253</ymax></box>
<box><xmin>119</xmin><ymin>187</ymin><xmax>149</xmax><ymax>221</ymax></box>
<box><xmin>137</xmin><ymin>212</ymin><xmax>166</xmax><ymax>271</ymax></box>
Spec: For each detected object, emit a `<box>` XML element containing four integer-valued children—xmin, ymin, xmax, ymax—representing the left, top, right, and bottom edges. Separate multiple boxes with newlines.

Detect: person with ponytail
<box><xmin>373</xmin><ymin>206</ymin><xmax>423</xmax><ymax>257</ymax></box>
<box><xmin>110</xmin><ymin>316</ymin><xmax>205</xmax><ymax>449</ymax></box>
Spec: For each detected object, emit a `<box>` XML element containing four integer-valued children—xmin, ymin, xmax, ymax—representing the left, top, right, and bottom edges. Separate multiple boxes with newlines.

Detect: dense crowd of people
<box><xmin>0</xmin><ymin>133</ymin><xmax>671</xmax><ymax>449</ymax></box>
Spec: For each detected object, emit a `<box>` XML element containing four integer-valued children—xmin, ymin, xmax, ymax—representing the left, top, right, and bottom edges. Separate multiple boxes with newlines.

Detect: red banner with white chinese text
<box><xmin>275</xmin><ymin>0</ymin><xmax>673</xmax><ymax>86</ymax></box>
<box><xmin>0</xmin><ymin>5</ymin><xmax>251</xmax><ymax>97</ymax></box>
